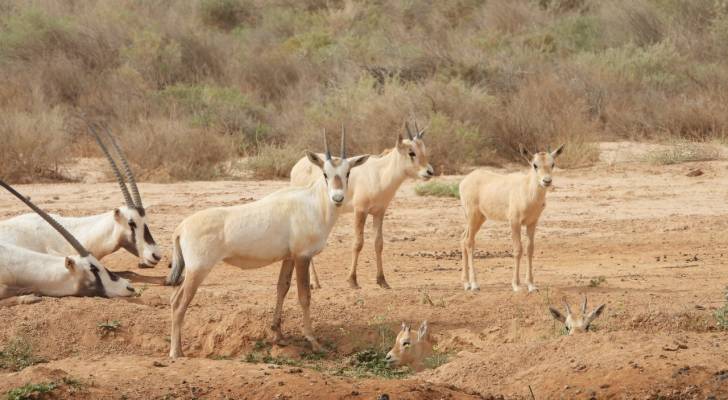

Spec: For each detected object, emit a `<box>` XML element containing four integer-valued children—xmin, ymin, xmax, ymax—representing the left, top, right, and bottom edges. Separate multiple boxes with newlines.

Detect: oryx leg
<box><xmin>295</xmin><ymin>257</ymin><xmax>323</xmax><ymax>351</ymax></box>
<box><xmin>347</xmin><ymin>211</ymin><xmax>368</xmax><ymax>289</ymax></box>
<box><xmin>461</xmin><ymin>211</ymin><xmax>485</xmax><ymax>291</ymax></box>
<box><xmin>0</xmin><ymin>285</ymin><xmax>42</xmax><ymax>307</ymax></box>
<box><xmin>308</xmin><ymin>259</ymin><xmax>322</xmax><ymax>290</ymax></box>
<box><xmin>511</xmin><ymin>222</ymin><xmax>523</xmax><ymax>292</ymax></box>
<box><xmin>272</xmin><ymin>259</ymin><xmax>295</xmax><ymax>344</ymax></box>
<box><xmin>372</xmin><ymin>211</ymin><xmax>390</xmax><ymax>289</ymax></box>
<box><xmin>169</xmin><ymin>265</ymin><xmax>210</xmax><ymax>358</ymax></box>
<box><xmin>525</xmin><ymin>223</ymin><xmax>538</xmax><ymax>292</ymax></box>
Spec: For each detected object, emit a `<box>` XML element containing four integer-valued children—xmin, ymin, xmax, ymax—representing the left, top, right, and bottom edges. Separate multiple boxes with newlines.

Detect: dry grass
<box><xmin>1</xmin><ymin>0</ymin><xmax>728</xmax><ymax>181</ymax></box>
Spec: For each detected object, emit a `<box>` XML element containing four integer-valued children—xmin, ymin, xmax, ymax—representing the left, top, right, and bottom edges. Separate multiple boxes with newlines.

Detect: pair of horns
<box><xmin>404</xmin><ymin>120</ymin><xmax>426</xmax><ymax>141</ymax></box>
<box><xmin>322</xmin><ymin>124</ymin><xmax>347</xmax><ymax>160</ymax></box>
<box><xmin>84</xmin><ymin>119</ymin><xmax>143</xmax><ymax>211</ymax></box>
<box><xmin>0</xmin><ymin>180</ymin><xmax>90</xmax><ymax>257</ymax></box>
<box><xmin>562</xmin><ymin>295</ymin><xmax>589</xmax><ymax>316</ymax></box>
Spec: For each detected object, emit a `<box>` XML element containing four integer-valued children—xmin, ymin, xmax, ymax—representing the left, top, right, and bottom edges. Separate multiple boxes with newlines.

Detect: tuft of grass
<box><xmin>341</xmin><ymin>349</ymin><xmax>411</xmax><ymax>379</ymax></box>
<box><xmin>97</xmin><ymin>320</ymin><xmax>121</xmax><ymax>337</ymax></box>
<box><xmin>415</xmin><ymin>181</ymin><xmax>460</xmax><ymax>198</ymax></box>
<box><xmin>247</xmin><ymin>145</ymin><xmax>302</xmax><ymax>179</ymax></box>
<box><xmin>0</xmin><ymin>337</ymin><xmax>45</xmax><ymax>372</ymax></box>
<box><xmin>5</xmin><ymin>382</ymin><xmax>57</xmax><ymax>400</ymax></box>
<box><xmin>588</xmin><ymin>276</ymin><xmax>606</xmax><ymax>287</ymax></box>
<box><xmin>423</xmin><ymin>350</ymin><xmax>450</xmax><ymax>370</ymax></box>
<box><xmin>644</xmin><ymin>142</ymin><xmax>722</xmax><ymax>165</ymax></box>
<box><xmin>715</xmin><ymin>286</ymin><xmax>728</xmax><ymax>330</ymax></box>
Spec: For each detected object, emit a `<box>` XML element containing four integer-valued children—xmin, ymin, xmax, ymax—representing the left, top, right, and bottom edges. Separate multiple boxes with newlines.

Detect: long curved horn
<box><xmin>101</xmin><ymin>124</ymin><xmax>143</xmax><ymax>210</ymax></box>
<box><xmin>340</xmin><ymin>123</ymin><xmax>346</xmax><ymax>159</ymax></box>
<box><xmin>86</xmin><ymin>122</ymin><xmax>134</xmax><ymax>209</ymax></box>
<box><xmin>0</xmin><ymin>180</ymin><xmax>90</xmax><ymax>257</ymax></box>
<box><xmin>562</xmin><ymin>298</ymin><xmax>573</xmax><ymax>316</ymax></box>
<box><xmin>405</xmin><ymin>121</ymin><xmax>414</xmax><ymax>140</ymax></box>
<box><xmin>581</xmin><ymin>294</ymin><xmax>588</xmax><ymax>315</ymax></box>
<box><xmin>323</xmin><ymin>128</ymin><xmax>331</xmax><ymax>160</ymax></box>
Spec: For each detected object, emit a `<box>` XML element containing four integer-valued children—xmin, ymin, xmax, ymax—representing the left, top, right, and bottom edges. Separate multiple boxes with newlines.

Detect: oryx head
<box><xmin>385</xmin><ymin>321</ymin><xmax>434</xmax><ymax>369</ymax></box>
<box><xmin>87</xmin><ymin>122</ymin><xmax>162</xmax><ymax>268</ymax></box>
<box><xmin>305</xmin><ymin>126</ymin><xmax>369</xmax><ymax>207</ymax></box>
<box><xmin>0</xmin><ymin>180</ymin><xmax>136</xmax><ymax>298</ymax></box>
<box><xmin>520</xmin><ymin>144</ymin><xmax>564</xmax><ymax>188</ymax></box>
<box><xmin>549</xmin><ymin>295</ymin><xmax>606</xmax><ymax>335</ymax></box>
<box><xmin>399</xmin><ymin>121</ymin><xmax>434</xmax><ymax>181</ymax></box>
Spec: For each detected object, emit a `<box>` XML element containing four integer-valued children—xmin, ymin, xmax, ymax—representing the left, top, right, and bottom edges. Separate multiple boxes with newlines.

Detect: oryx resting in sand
<box><xmin>385</xmin><ymin>321</ymin><xmax>434</xmax><ymax>371</ymax></box>
<box><xmin>0</xmin><ymin>180</ymin><xmax>136</xmax><ymax>307</ymax></box>
<box><xmin>549</xmin><ymin>295</ymin><xmax>606</xmax><ymax>334</ymax></box>
<box><xmin>290</xmin><ymin>121</ymin><xmax>433</xmax><ymax>289</ymax></box>
<box><xmin>165</xmin><ymin>129</ymin><xmax>369</xmax><ymax>358</ymax></box>
<box><xmin>459</xmin><ymin>145</ymin><xmax>564</xmax><ymax>292</ymax></box>
<box><xmin>0</xmin><ymin>122</ymin><xmax>161</xmax><ymax>268</ymax></box>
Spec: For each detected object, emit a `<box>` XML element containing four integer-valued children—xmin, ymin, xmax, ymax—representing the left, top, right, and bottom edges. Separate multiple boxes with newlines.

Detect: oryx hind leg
<box><xmin>295</xmin><ymin>257</ymin><xmax>323</xmax><ymax>352</ymax></box>
<box><xmin>0</xmin><ymin>285</ymin><xmax>41</xmax><ymax>307</ymax></box>
<box><xmin>461</xmin><ymin>211</ymin><xmax>485</xmax><ymax>291</ymax></box>
<box><xmin>309</xmin><ymin>259</ymin><xmax>322</xmax><ymax>290</ymax></box>
<box><xmin>169</xmin><ymin>264</ymin><xmax>211</xmax><ymax>358</ymax></box>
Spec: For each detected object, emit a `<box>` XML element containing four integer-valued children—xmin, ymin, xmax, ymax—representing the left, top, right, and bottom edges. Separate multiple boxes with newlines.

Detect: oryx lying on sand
<box><xmin>385</xmin><ymin>321</ymin><xmax>434</xmax><ymax>371</ymax></box>
<box><xmin>459</xmin><ymin>145</ymin><xmax>564</xmax><ymax>292</ymax></box>
<box><xmin>290</xmin><ymin>121</ymin><xmax>433</xmax><ymax>289</ymax></box>
<box><xmin>0</xmin><ymin>122</ymin><xmax>161</xmax><ymax>268</ymax></box>
<box><xmin>165</xmin><ymin>129</ymin><xmax>369</xmax><ymax>358</ymax></box>
<box><xmin>0</xmin><ymin>180</ymin><xmax>136</xmax><ymax>307</ymax></box>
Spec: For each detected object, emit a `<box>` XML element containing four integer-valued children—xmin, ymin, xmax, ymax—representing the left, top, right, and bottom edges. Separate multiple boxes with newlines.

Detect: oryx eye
<box><xmin>402</xmin><ymin>341</ymin><xmax>411</xmax><ymax>348</ymax></box>
<box><xmin>346</xmin><ymin>171</ymin><xmax>350</xmax><ymax>178</ymax></box>
<box><xmin>128</xmin><ymin>220</ymin><xmax>137</xmax><ymax>229</ymax></box>
<box><xmin>533</xmin><ymin>164</ymin><xmax>538</xmax><ymax>170</ymax></box>
<box><xmin>323</xmin><ymin>173</ymin><xmax>328</xmax><ymax>179</ymax></box>
<box><xmin>409</xmin><ymin>151</ymin><xmax>416</xmax><ymax>158</ymax></box>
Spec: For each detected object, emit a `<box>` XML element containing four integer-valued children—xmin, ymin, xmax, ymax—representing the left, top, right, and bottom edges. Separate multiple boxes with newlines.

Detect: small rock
<box><xmin>152</xmin><ymin>361</ymin><xmax>167</xmax><ymax>368</ymax></box>
<box><xmin>686</xmin><ymin>169</ymin><xmax>703</xmax><ymax>177</ymax></box>
<box><xmin>377</xmin><ymin>395</ymin><xmax>390</xmax><ymax>400</ymax></box>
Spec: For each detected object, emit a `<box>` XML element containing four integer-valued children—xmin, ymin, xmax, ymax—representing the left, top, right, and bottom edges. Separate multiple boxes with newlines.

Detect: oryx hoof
<box><xmin>512</xmin><ymin>283</ymin><xmax>523</xmax><ymax>292</ymax></box>
<box><xmin>377</xmin><ymin>279</ymin><xmax>391</xmax><ymax>289</ymax></box>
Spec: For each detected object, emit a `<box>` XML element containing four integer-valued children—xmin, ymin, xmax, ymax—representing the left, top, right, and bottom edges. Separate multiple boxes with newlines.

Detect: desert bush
<box><xmin>0</xmin><ymin>110</ymin><xmax>69</xmax><ymax>183</ymax></box>
<box><xmin>247</xmin><ymin>144</ymin><xmax>302</xmax><ymax>179</ymax></box>
<box><xmin>415</xmin><ymin>181</ymin><xmax>460</xmax><ymax>198</ymax></box>
<box><xmin>643</xmin><ymin>142</ymin><xmax>722</xmax><ymax>165</ymax></box>
<box><xmin>198</xmin><ymin>0</ymin><xmax>256</xmax><ymax>31</ymax></box>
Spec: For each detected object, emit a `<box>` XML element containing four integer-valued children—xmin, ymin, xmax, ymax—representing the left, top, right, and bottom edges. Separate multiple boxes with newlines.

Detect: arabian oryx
<box><xmin>549</xmin><ymin>295</ymin><xmax>606</xmax><ymax>334</ymax></box>
<box><xmin>0</xmin><ymin>180</ymin><xmax>136</xmax><ymax>307</ymax></box>
<box><xmin>385</xmin><ymin>321</ymin><xmax>434</xmax><ymax>371</ymax></box>
<box><xmin>165</xmin><ymin>128</ymin><xmax>369</xmax><ymax>358</ymax></box>
<box><xmin>0</xmin><ymin>122</ymin><xmax>161</xmax><ymax>268</ymax></box>
<box><xmin>459</xmin><ymin>144</ymin><xmax>564</xmax><ymax>292</ymax></box>
<box><xmin>290</xmin><ymin>121</ymin><xmax>433</xmax><ymax>289</ymax></box>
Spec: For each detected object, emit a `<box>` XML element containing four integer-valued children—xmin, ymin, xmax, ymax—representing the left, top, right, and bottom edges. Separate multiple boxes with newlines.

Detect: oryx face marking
<box><xmin>522</xmin><ymin>145</ymin><xmax>564</xmax><ymax>188</ymax></box>
<box><xmin>402</xmin><ymin>138</ymin><xmax>434</xmax><ymax>181</ymax></box>
<box><xmin>69</xmin><ymin>255</ymin><xmax>136</xmax><ymax>298</ymax></box>
<box><xmin>115</xmin><ymin>207</ymin><xmax>161</xmax><ymax>267</ymax></box>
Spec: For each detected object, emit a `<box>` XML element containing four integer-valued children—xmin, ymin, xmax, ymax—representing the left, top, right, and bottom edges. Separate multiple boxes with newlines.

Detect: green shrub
<box><xmin>0</xmin><ymin>337</ymin><xmax>45</xmax><ymax>372</ymax></box>
<box><xmin>415</xmin><ymin>181</ymin><xmax>460</xmax><ymax>198</ymax></box>
<box><xmin>5</xmin><ymin>382</ymin><xmax>57</xmax><ymax>400</ymax></box>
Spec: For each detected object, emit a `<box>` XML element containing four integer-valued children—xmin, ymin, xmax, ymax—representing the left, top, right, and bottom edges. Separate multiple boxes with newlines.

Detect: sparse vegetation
<box><xmin>5</xmin><ymin>0</ymin><xmax>728</xmax><ymax>181</ymax></box>
<box><xmin>0</xmin><ymin>337</ymin><xmax>45</xmax><ymax>372</ymax></box>
<box><xmin>97</xmin><ymin>320</ymin><xmax>121</xmax><ymax>337</ymax></box>
<box><xmin>715</xmin><ymin>286</ymin><xmax>728</xmax><ymax>330</ymax></box>
<box><xmin>644</xmin><ymin>142</ymin><xmax>723</xmax><ymax>165</ymax></box>
<box><xmin>589</xmin><ymin>276</ymin><xmax>607</xmax><ymax>287</ymax></box>
<box><xmin>5</xmin><ymin>382</ymin><xmax>57</xmax><ymax>400</ymax></box>
<box><xmin>415</xmin><ymin>181</ymin><xmax>460</xmax><ymax>198</ymax></box>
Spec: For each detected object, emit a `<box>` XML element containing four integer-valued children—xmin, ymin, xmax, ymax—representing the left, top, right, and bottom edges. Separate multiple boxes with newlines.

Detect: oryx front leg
<box><xmin>272</xmin><ymin>259</ymin><xmax>295</xmax><ymax>344</ymax></box>
<box><xmin>347</xmin><ymin>211</ymin><xmax>368</xmax><ymax>289</ymax></box>
<box><xmin>372</xmin><ymin>212</ymin><xmax>390</xmax><ymax>289</ymax></box>
<box><xmin>461</xmin><ymin>212</ymin><xmax>485</xmax><ymax>291</ymax></box>
<box><xmin>169</xmin><ymin>266</ymin><xmax>209</xmax><ymax>358</ymax></box>
<box><xmin>295</xmin><ymin>257</ymin><xmax>323</xmax><ymax>352</ymax></box>
<box><xmin>511</xmin><ymin>222</ymin><xmax>523</xmax><ymax>292</ymax></box>
<box><xmin>525</xmin><ymin>223</ymin><xmax>538</xmax><ymax>292</ymax></box>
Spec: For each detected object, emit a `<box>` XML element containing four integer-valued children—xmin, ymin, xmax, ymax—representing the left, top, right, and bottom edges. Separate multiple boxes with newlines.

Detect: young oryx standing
<box><xmin>459</xmin><ymin>145</ymin><xmax>564</xmax><ymax>292</ymax></box>
<box><xmin>549</xmin><ymin>295</ymin><xmax>606</xmax><ymax>334</ymax></box>
<box><xmin>0</xmin><ymin>180</ymin><xmax>136</xmax><ymax>307</ymax></box>
<box><xmin>290</xmin><ymin>121</ymin><xmax>433</xmax><ymax>289</ymax></box>
<box><xmin>165</xmin><ymin>129</ymin><xmax>369</xmax><ymax>358</ymax></box>
<box><xmin>0</xmin><ymin>122</ymin><xmax>161</xmax><ymax>268</ymax></box>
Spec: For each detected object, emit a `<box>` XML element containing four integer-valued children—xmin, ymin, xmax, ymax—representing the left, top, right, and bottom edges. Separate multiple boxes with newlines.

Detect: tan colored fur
<box><xmin>549</xmin><ymin>295</ymin><xmax>606</xmax><ymax>334</ymax></box>
<box><xmin>385</xmin><ymin>321</ymin><xmax>434</xmax><ymax>371</ymax></box>
<box><xmin>459</xmin><ymin>145</ymin><xmax>563</xmax><ymax>292</ymax></box>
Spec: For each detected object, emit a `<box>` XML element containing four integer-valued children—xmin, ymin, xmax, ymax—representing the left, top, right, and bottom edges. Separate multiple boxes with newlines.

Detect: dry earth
<box><xmin>1</xmin><ymin>143</ymin><xmax>728</xmax><ymax>399</ymax></box>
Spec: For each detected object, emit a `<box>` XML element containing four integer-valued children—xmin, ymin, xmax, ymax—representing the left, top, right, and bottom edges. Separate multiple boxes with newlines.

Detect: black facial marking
<box><xmin>143</xmin><ymin>224</ymin><xmax>156</xmax><ymax>245</ymax></box>
<box><xmin>533</xmin><ymin>163</ymin><xmax>538</xmax><ymax>170</ymax></box>
<box><xmin>128</xmin><ymin>220</ymin><xmax>137</xmax><ymax>247</ymax></box>
<box><xmin>408</xmin><ymin>151</ymin><xmax>416</xmax><ymax>158</ymax></box>
<box><xmin>77</xmin><ymin>264</ymin><xmax>108</xmax><ymax>298</ymax></box>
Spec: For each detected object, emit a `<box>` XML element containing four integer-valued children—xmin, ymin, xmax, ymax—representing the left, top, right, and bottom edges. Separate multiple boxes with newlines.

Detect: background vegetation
<box><xmin>2</xmin><ymin>0</ymin><xmax>728</xmax><ymax>181</ymax></box>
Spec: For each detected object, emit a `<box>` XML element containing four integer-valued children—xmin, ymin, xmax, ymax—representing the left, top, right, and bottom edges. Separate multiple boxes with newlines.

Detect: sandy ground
<box><xmin>2</xmin><ymin>143</ymin><xmax>728</xmax><ymax>399</ymax></box>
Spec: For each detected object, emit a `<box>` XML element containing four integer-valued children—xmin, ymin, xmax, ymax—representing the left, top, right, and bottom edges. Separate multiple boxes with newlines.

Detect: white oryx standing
<box><xmin>0</xmin><ymin>122</ymin><xmax>161</xmax><ymax>268</ymax></box>
<box><xmin>165</xmin><ymin>129</ymin><xmax>369</xmax><ymax>358</ymax></box>
<box><xmin>459</xmin><ymin>145</ymin><xmax>564</xmax><ymax>292</ymax></box>
<box><xmin>0</xmin><ymin>180</ymin><xmax>136</xmax><ymax>307</ymax></box>
<box><xmin>290</xmin><ymin>121</ymin><xmax>433</xmax><ymax>289</ymax></box>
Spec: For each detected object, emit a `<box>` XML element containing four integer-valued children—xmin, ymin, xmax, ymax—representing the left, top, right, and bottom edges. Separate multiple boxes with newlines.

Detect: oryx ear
<box><xmin>348</xmin><ymin>154</ymin><xmax>369</xmax><ymax>169</ymax></box>
<box><xmin>551</xmin><ymin>144</ymin><xmax>565</xmax><ymax>158</ymax></box>
<box><xmin>549</xmin><ymin>306</ymin><xmax>566</xmax><ymax>323</ymax></box>
<box><xmin>417</xmin><ymin>320</ymin><xmax>429</xmax><ymax>341</ymax></box>
<box><xmin>401</xmin><ymin>321</ymin><xmax>407</xmax><ymax>331</ymax></box>
<box><xmin>113</xmin><ymin>208</ymin><xmax>123</xmax><ymax>222</ymax></box>
<box><xmin>586</xmin><ymin>304</ymin><xmax>606</xmax><ymax>324</ymax></box>
<box><xmin>65</xmin><ymin>257</ymin><xmax>77</xmax><ymax>272</ymax></box>
<box><xmin>397</xmin><ymin>133</ymin><xmax>406</xmax><ymax>148</ymax></box>
<box><xmin>305</xmin><ymin>151</ymin><xmax>325</xmax><ymax>169</ymax></box>
<box><xmin>519</xmin><ymin>144</ymin><xmax>533</xmax><ymax>163</ymax></box>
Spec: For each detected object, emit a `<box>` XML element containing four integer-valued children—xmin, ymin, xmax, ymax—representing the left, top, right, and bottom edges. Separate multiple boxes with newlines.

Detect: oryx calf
<box><xmin>0</xmin><ymin>180</ymin><xmax>136</xmax><ymax>307</ymax></box>
<box><xmin>385</xmin><ymin>321</ymin><xmax>434</xmax><ymax>371</ymax></box>
<box><xmin>290</xmin><ymin>121</ymin><xmax>433</xmax><ymax>289</ymax></box>
<box><xmin>165</xmin><ymin>129</ymin><xmax>369</xmax><ymax>358</ymax></box>
<box><xmin>459</xmin><ymin>145</ymin><xmax>564</xmax><ymax>292</ymax></box>
<box><xmin>549</xmin><ymin>295</ymin><xmax>606</xmax><ymax>334</ymax></box>
<box><xmin>0</xmin><ymin>122</ymin><xmax>161</xmax><ymax>268</ymax></box>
